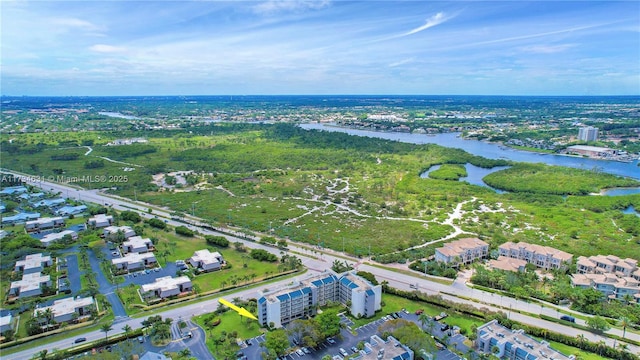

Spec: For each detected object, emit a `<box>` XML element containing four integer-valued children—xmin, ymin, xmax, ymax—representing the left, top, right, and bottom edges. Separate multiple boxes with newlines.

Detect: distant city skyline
<box><xmin>2</xmin><ymin>1</ymin><xmax>639</xmax><ymax>96</ymax></box>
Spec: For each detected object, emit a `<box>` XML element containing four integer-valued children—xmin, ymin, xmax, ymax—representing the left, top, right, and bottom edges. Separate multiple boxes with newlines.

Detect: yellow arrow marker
<box><xmin>219</xmin><ymin>298</ymin><xmax>258</xmax><ymax>320</ymax></box>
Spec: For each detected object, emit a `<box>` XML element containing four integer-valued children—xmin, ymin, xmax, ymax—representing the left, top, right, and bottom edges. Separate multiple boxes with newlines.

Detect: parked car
<box><xmin>351</xmin><ymin>346</ymin><xmax>359</xmax><ymax>353</ymax></box>
<box><xmin>327</xmin><ymin>338</ymin><xmax>336</xmax><ymax>344</ymax></box>
<box><xmin>560</xmin><ymin>315</ymin><xmax>575</xmax><ymax>323</ymax></box>
<box><xmin>296</xmin><ymin>349</ymin><xmax>305</xmax><ymax>356</ymax></box>
<box><xmin>302</xmin><ymin>347</ymin><xmax>310</xmax><ymax>354</ymax></box>
<box><xmin>339</xmin><ymin>348</ymin><xmax>349</xmax><ymax>357</ymax></box>
<box><xmin>138</xmin><ymin>336</ymin><xmax>144</xmax><ymax>343</ymax></box>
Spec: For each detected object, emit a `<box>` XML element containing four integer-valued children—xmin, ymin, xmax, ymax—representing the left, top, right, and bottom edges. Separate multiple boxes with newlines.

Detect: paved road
<box><xmin>5</xmin><ymin>170</ymin><xmax>640</xmax><ymax>358</ymax></box>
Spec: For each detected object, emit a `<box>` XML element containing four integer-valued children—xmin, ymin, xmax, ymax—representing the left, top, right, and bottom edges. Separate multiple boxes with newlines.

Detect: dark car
<box><xmin>560</xmin><ymin>315</ymin><xmax>576</xmax><ymax>323</ymax></box>
<box><xmin>74</xmin><ymin>337</ymin><xmax>87</xmax><ymax>344</ymax></box>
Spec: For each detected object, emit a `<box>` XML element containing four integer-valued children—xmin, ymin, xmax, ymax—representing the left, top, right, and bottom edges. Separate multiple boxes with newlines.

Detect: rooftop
<box><xmin>36</xmin><ymin>296</ymin><xmax>94</xmax><ymax>317</ymax></box>
<box><xmin>15</xmin><ymin>253</ymin><xmax>51</xmax><ymax>271</ymax></box>
<box><xmin>112</xmin><ymin>252</ymin><xmax>156</xmax><ymax>265</ymax></box>
<box><xmin>141</xmin><ymin>276</ymin><xmax>191</xmax><ymax>293</ymax></box>
<box><xmin>11</xmin><ymin>272</ymin><xmax>50</xmax><ymax>293</ymax></box>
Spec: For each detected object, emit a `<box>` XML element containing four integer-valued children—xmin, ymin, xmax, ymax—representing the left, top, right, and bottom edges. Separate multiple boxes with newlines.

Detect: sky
<box><xmin>1</xmin><ymin>0</ymin><xmax>639</xmax><ymax>96</ymax></box>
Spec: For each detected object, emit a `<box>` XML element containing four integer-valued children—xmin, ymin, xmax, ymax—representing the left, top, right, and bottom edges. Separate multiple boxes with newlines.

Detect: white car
<box><xmin>296</xmin><ymin>349</ymin><xmax>305</xmax><ymax>356</ymax></box>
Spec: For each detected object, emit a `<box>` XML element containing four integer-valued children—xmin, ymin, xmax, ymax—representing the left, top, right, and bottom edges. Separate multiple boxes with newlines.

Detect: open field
<box><xmin>2</xmin><ymin>124</ymin><xmax>639</xmax><ymax>264</ymax></box>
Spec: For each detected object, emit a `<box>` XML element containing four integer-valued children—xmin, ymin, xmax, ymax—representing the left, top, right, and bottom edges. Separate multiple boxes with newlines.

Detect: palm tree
<box><xmin>100</xmin><ymin>322</ymin><xmax>113</xmax><ymax>343</ymax></box>
<box><xmin>179</xmin><ymin>348</ymin><xmax>192</xmax><ymax>358</ymax></box>
<box><xmin>418</xmin><ymin>313</ymin><xmax>429</xmax><ymax>330</ymax></box>
<box><xmin>122</xmin><ymin>324</ymin><xmax>132</xmax><ymax>340</ymax></box>
<box><xmin>576</xmin><ymin>333</ymin><xmax>586</xmax><ymax>347</ymax></box>
<box><xmin>618</xmin><ymin>343</ymin><xmax>629</xmax><ymax>353</ymax></box>
<box><xmin>619</xmin><ymin>317</ymin><xmax>631</xmax><ymax>339</ymax></box>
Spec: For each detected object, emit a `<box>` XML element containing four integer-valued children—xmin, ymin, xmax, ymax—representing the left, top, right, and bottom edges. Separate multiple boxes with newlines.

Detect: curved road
<box><xmin>4</xmin><ymin>170</ymin><xmax>639</xmax><ymax>358</ymax></box>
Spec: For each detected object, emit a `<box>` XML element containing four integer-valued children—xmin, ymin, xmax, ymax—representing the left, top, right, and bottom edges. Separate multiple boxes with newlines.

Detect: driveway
<box><xmin>165</xmin><ymin>319</ymin><xmax>214</xmax><ymax>360</ymax></box>
<box><xmin>88</xmin><ymin>246</ymin><xmax>128</xmax><ymax>319</ymax></box>
<box><xmin>64</xmin><ymin>254</ymin><xmax>82</xmax><ymax>294</ymax></box>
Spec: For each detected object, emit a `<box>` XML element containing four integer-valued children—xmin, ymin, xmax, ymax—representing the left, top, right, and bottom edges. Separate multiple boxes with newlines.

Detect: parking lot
<box><xmin>104</xmin><ymin>246</ymin><xmax>178</xmax><ymax>287</ymax></box>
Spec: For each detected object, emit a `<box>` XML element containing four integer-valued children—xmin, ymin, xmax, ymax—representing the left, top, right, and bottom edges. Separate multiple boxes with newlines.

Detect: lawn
<box><xmin>193</xmin><ymin>308</ymin><xmax>264</xmax><ymax>356</ymax></box>
<box><xmin>117</xmin><ymin>283</ymin><xmax>145</xmax><ymax>315</ymax></box>
<box><xmin>531</xmin><ymin>336</ymin><xmax>613</xmax><ymax>360</ymax></box>
<box><xmin>150</xmin><ymin>228</ymin><xmax>281</xmax><ymax>292</ymax></box>
<box><xmin>350</xmin><ymin>293</ymin><xmax>485</xmax><ymax>335</ymax></box>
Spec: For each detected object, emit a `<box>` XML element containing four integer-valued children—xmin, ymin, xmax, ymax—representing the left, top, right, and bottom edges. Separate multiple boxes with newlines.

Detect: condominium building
<box><xmin>87</xmin><ymin>214</ymin><xmax>114</xmax><ymax>228</ymax></box>
<box><xmin>188</xmin><ymin>249</ymin><xmax>224</xmax><ymax>272</ymax></box>
<box><xmin>0</xmin><ymin>313</ymin><xmax>13</xmax><ymax>334</ymax></box>
<box><xmin>40</xmin><ymin>230</ymin><xmax>78</xmax><ymax>247</ymax></box>
<box><xmin>354</xmin><ymin>335</ymin><xmax>414</xmax><ymax>360</ymax></box>
<box><xmin>103</xmin><ymin>225</ymin><xmax>136</xmax><ymax>239</ymax></box>
<box><xmin>112</xmin><ymin>252</ymin><xmax>157</xmax><ymax>271</ymax></box>
<box><xmin>488</xmin><ymin>257</ymin><xmax>528</xmax><ymax>273</ymax></box>
<box><xmin>578</xmin><ymin>126</ymin><xmax>598</xmax><ymax>142</ymax></box>
<box><xmin>34</xmin><ymin>296</ymin><xmax>94</xmax><ymax>324</ymax></box>
<box><xmin>257</xmin><ymin>271</ymin><xmax>381</xmax><ymax>328</ymax></box>
<box><xmin>498</xmin><ymin>241</ymin><xmax>573</xmax><ymax>271</ymax></box>
<box><xmin>9</xmin><ymin>272</ymin><xmax>52</xmax><ymax>299</ymax></box>
<box><xmin>572</xmin><ymin>255</ymin><xmax>640</xmax><ymax>302</ymax></box>
<box><xmin>476</xmin><ymin>320</ymin><xmax>575</xmax><ymax>360</ymax></box>
<box><xmin>14</xmin><ymin>253</ymin><xmax>53</xmax><ymax>274</ymax></box>
<box><xmin>25</xmin><ymin>217</ymin><xmax>65</xmax><ymax>233</ymax></box>
<box><xmin>122</xmin><ymin>236</ymin><xmax>154</xmax><ymax>254</ymax></box>
<box><xmin>434</xmin><ymin>238</ymin><xmax>489</xmax><ymax>265</ymax></box>
<box><xmin>141</xmin><ymin>276</ymin><xmax>192</xmax><ymax>300</ymax></box>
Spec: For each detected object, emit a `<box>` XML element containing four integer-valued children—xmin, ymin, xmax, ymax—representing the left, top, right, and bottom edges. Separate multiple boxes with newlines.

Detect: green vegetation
<box><xmin>428</xmin><ymin>164</ymin><xmax>467</xmax><ymax>180</ymax></box>
<box><xmin>484</xmin><ymin>163</ymin><xmax>638</xmax><ymax>195</ymax></box>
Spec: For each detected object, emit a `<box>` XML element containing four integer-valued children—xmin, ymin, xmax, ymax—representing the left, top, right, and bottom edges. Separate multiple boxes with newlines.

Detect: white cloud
<box><xmin>519</xmin><ymin>44</ymin><xmax>576</xmax><ymax>54</ymax></box>
<box><xmin>51</xmin><ymin>17</ymin><xmax>103</xmax><ymax>32</ymax></box>
<box><xmin>253</xmin><ymin>0</ymin><xmax>331</xmax><ymax>15</ymax></box>
<box><xmin>388</xmin><ymin>58</ymin><xmax>415</xmax><ymax>67</ymax></box>
<box><xmin>402</xmin><ymin>12</ymin><xmax>451</xmax><ymax>37</ymax></box>
<box><xmin>89</xmin><ymin>44</ymin><xmax>126</xmax><ymax>53</ymax></box>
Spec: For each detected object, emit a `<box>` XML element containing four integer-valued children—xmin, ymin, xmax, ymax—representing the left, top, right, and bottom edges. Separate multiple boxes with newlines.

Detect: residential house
<box><xmin>1</xmin><ymin>212</ymin><xmax>40</xmax><ymax>225</ymax></box>
<box><xmin>0</xmin><ymin>186</ymin><xmax>28</xmax><ymax>196</ymax></box>
<box><xmin>56</xmin><ymin>205</ymin><xmax>87</xmax><ymax>216</ymax></box>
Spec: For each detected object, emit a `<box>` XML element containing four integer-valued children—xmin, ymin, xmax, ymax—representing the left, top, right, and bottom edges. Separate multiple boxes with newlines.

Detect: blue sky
<box><xmin>2</xmin><ymin>0</ymin><xmax>639</xmax><ymax>95</ymax></box>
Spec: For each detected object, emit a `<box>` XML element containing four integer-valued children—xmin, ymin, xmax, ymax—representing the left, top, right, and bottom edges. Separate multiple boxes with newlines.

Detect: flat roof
<box><xmin>141</xmin><ymin>276</ymin><xmax>191</xmax><ymax>293</ymax></box>
<box><xmin>15</xmin><ymin>253</ymin><xmax>51</xmax><ymax>271</ymax></box>
<box><xmin>11</xmin><ymin>272</ymin><xmax>50</xmax><ymax>293</ymax></box>
<box><xmin>36</xmin><ymin>296</ymin><xmax>94</xmax><ymax>317</ymax></box>
<box><xmin>112</xmin><ymin>252</ymin><xmax>156</xmax><ymax>265</ymax></box>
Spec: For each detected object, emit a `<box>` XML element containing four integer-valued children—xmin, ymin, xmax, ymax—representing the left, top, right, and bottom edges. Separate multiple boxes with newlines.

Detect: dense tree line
<box><xmin>205</xmin><ymin>235</ymin><xmax>229</xmax><ymax>247</ymax></box>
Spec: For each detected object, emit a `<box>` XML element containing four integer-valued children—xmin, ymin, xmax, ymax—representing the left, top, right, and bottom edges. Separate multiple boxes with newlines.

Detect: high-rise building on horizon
<box><xmin>578</xmin><ymin>126</ymin><xmax>598</xmax><ymax>142</ymax></box>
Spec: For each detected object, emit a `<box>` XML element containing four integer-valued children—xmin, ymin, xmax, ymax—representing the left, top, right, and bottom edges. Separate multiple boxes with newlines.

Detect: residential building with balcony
<box><xmin>40</xmin><ymin>230</ymin><xmax>78</xmax><ymax>247</ymax></box>
<box><xmin>112</xmin><ymin>252</ymin><xmax>157</xmax><ymax>272</ymax></box>
<box><xmin>25</xmin><ymin>217</ymin><xmax>65</xmax><ymax>233</ymax></box>
<box><xmin>103</xmin><ymin>225</ymin><xmax>136</xmax><ymax>239</ymax></box>
<box><xmin>122</xmin><ymin>236</ymin><xmax>154</xmax><ymax>254</ymax></box>
<box><xmin>257</xmin><ymin>271</ymin><xmax>381</xmax><ymax>328</ymax></box>
<box><xmin>476</xmin><ymin>320</ymin><xmax>574</xmax><ymax>360</ymax></box>
<box><xmin>498</xmin><ymin>241</ymin><xmax>573</xmax><ymax>270</ymax></box>
<box><xmin>141</xmin><ymin>276</ymin><xmax>192</xmax><ymax>300</ymax></box>
<box><xmin>434</xmin><ymin>237</ymin><xmax>489</xmax><ymax>265</ymax></box>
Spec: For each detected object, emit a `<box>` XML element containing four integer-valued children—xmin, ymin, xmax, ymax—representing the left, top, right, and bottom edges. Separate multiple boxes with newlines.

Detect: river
<box><xmin>300</xmin><ymin>123</ymin><xmax>640</xmax><ymax>181</ymax></box>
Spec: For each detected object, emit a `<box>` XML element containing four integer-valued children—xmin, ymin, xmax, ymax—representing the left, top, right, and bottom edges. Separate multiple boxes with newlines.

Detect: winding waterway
<box><xmin>301</xmin><ymin>123</ymin><xmax>640</xmax><ymax>181</ymax></box>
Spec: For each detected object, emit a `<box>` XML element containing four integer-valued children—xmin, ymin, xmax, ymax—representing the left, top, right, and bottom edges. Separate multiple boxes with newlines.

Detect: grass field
<box><xmin>193</xmin><ymin>309</ymin><xmax>264</xmax><ymax>357</ymax></box>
